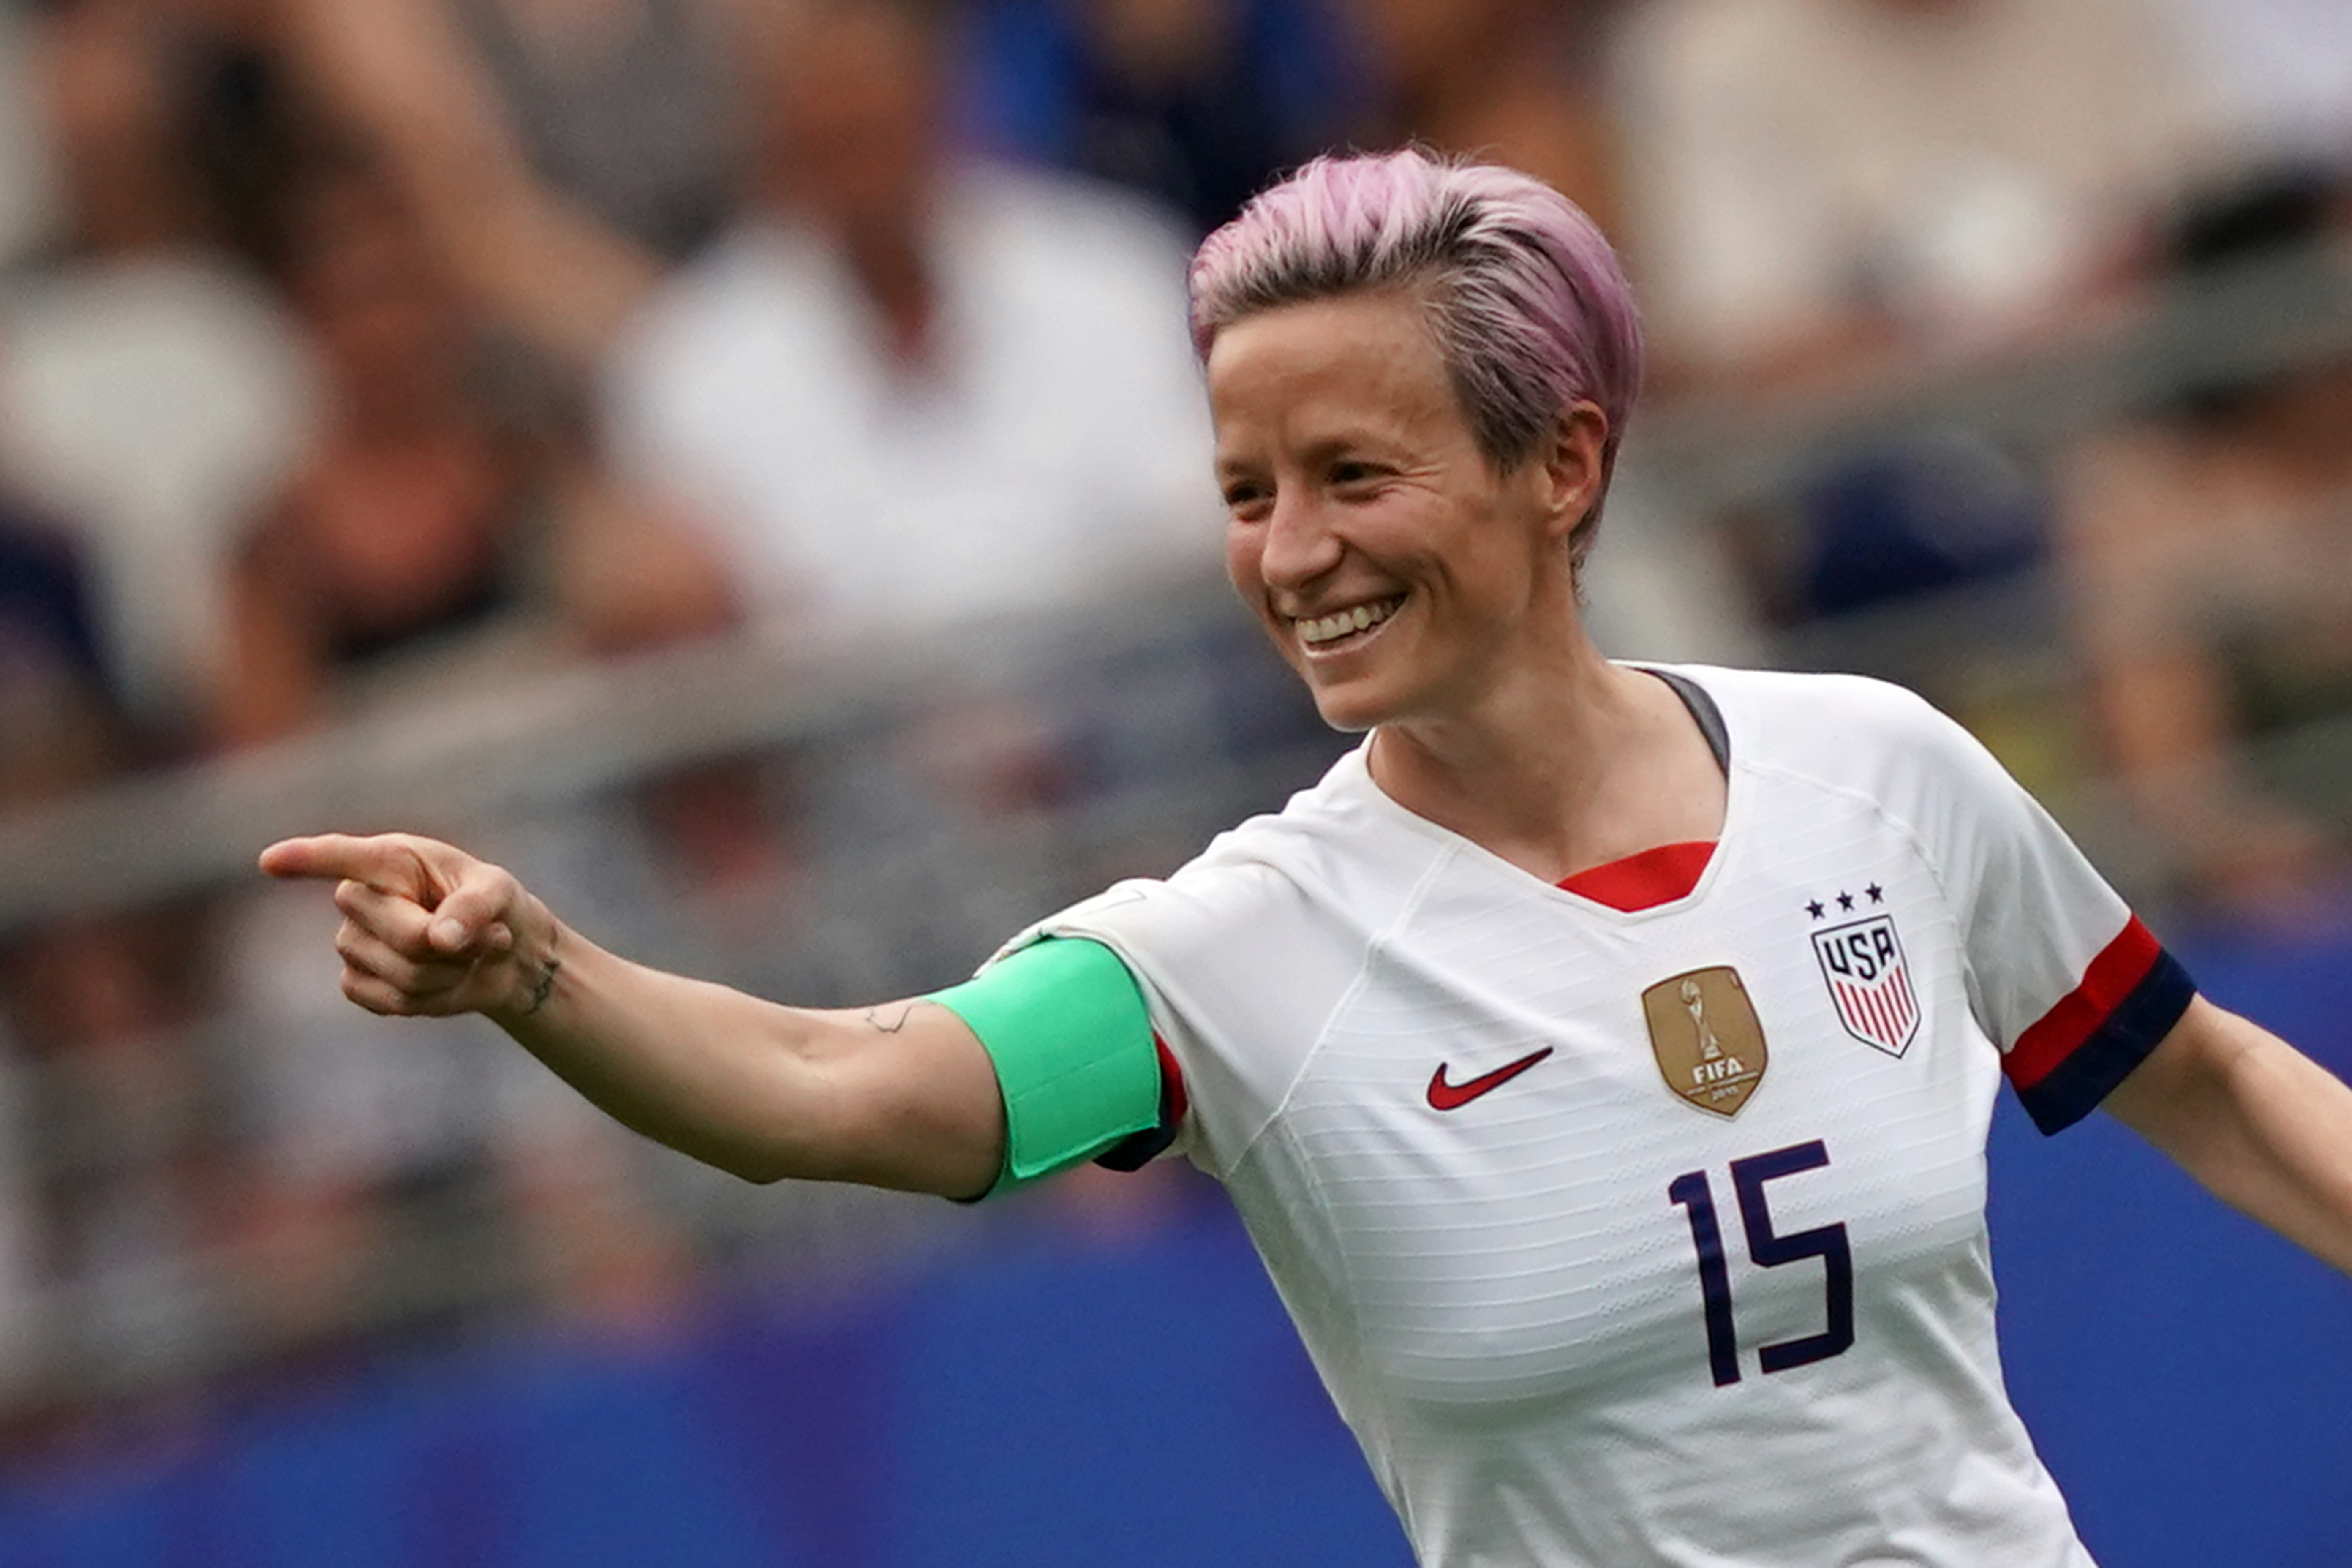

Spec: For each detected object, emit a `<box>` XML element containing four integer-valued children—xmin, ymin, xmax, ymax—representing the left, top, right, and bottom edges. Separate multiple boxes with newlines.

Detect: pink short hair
<box><xmin>1189</xmin><ymin>149</ymin><xmax>1645</xmax><ymax>561</ymax></box>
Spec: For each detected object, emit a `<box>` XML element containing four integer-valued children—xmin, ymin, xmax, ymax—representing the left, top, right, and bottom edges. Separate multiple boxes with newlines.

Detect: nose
<box><xmin>1254</xmin><ymin>489</ymin><xmax>1344</xmax><ymax>595</ymax></box>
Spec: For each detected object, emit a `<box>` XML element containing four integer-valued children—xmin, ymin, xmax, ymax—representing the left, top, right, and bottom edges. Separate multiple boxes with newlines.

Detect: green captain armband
<box><xmin>928</xmin><ymin>937</ymin><xmax>1162</xmax><ymax>1195</ymax></box>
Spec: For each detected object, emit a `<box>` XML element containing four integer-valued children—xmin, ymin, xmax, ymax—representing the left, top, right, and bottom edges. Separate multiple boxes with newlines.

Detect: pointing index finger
<box><xmin>260</xmin><ymin>833</ymin><xmax>438</xmax><ymax>898</ymax></box>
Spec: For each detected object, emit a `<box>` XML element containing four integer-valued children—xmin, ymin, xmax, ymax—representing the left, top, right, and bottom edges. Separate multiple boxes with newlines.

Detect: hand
<box><xmin>259</xmin><ymin>832</ymin><xmax>561</xmax><ymax>1022</ymax></box>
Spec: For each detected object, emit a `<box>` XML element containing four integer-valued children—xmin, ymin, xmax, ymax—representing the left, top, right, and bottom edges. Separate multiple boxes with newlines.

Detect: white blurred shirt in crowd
<box><xmin>0</xmin><ymin>255</ymin><xmax>320</xmax><ymax>725</ymax></box>
<box><xmin>2153</xmin><ymin>0</ymin><xmax>2352</xmax><ymax>175</ymax></box>
<box><xmin>602</xmin><ymin>163</ymin><xmax>1218</xmax><ymax>648</ymax></box>
<box><xmin>1616</xmin><ymin>0</ymin><xmax>2231</xmax><ymax>371</ymax></box>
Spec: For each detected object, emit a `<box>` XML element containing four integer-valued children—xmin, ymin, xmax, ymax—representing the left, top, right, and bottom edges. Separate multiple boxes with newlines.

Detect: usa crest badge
<box><xmin>1642</xmin><ymin>966</ymin><xmax>1768</xmax><ymax>1117</ymax></box>
<box><xmin>1812</xmin><ymin>915</ymin><xmax>1920</xmax><ymax>1057</ymax></box>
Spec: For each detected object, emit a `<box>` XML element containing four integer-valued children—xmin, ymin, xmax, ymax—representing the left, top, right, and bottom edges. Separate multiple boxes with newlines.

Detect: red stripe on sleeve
<box><xmin>1152</xmin><ymin>1033</ymin><xmax>1189</xmax><ymax>1128</ymax></box>
<box><xmin>2004</xmin><ymin>917</ymin><xmax>2164</xmax><ymax>1090</ymax></box>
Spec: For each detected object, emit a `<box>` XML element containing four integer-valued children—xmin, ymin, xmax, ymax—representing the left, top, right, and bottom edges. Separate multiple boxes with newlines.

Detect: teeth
<box><xmin>1297</xmin><ymin>597</ymin><xmax>1400</xmax><ymax>646</ymax></box>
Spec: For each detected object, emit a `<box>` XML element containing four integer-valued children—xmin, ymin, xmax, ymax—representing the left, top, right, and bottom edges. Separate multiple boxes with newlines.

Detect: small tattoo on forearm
<box><xmin>521</xmin><ymin>926</ymin><xmax>562</xmax><ymax>1017</ymax></box>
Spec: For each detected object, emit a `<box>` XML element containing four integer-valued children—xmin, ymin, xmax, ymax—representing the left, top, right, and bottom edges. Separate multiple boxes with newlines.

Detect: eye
<box><xmin>1330</xmin><ymin>459</ymin><xmax>1387</xmax><ymax>490</ymax></box>
<box><xmin>1221</xmin><ymin>479</ymin><xmax>1272</xmax><ymax>520</ymax></box>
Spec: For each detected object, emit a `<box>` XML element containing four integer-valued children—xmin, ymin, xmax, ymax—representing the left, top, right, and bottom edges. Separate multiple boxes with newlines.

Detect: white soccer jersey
<box><xmin>1000</xmin><ymin>665</ymin><xmax>2193</xmax><ymax>1568</ymax></box>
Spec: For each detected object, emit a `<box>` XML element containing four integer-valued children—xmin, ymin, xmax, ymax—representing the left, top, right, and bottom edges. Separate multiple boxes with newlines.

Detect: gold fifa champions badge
<box><xmin>1643</xmin><ymin>966</ymin><xmax>1768</xmax><ymax>1117</ymax></box>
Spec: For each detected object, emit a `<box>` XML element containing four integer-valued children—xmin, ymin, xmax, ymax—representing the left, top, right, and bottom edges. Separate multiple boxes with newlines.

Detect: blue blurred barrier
<box><xmin>0</xmin><ymin>1203</ymin><xmax>1410</xmax><ymax>1568</ymax></box>
<box><xmin>0</xmin><ymin>919</ymin><xmax>2346</xmax><ymax>1567</ymax></box>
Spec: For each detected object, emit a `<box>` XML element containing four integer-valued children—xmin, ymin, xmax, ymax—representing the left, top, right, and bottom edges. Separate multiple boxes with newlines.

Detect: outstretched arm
<box><xmin>260</xmin><ymin>833</ymin><xmax>1006</xmax><ymax>1198</ymax></box>
<box><xmin>2104</xmin><ymin>995</ymin><xmax>2352</xmax><ymax>1277</ymax></box>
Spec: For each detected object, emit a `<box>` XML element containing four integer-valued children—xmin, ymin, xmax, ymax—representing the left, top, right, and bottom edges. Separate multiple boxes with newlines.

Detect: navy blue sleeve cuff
<box><xmin>2015</xmin><ymin>947</ymin><xmax>2197</xmax><ymax>1135</ymax></box>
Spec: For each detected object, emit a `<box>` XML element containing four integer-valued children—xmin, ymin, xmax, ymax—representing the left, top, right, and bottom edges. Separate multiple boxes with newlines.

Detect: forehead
<box><xmin>1206</xmin><ymin>292</ymin><xmax>1466</xmax><ymax>453</ymax></box>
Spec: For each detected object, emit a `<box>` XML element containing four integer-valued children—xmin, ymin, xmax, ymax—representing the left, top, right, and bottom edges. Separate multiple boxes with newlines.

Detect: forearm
<box><xmin>2109</xmin><ymin>999</ymin><xmax>2352</xmax><ymax>1277</ymax></box>
<box><xmin>484</xmin><ymin>922</ymin><xmax>1001</xmax><ymax>1197</ymax></box>
<box><xmin>263</xmin><ymin>830</ymin><xmax>1007</xmax><ymax>1199</ymax></box>
<box><xmin>2190</xmin><ymin>1033</ymin><xmax>2352</xmax><ymax>1277</ymax></box>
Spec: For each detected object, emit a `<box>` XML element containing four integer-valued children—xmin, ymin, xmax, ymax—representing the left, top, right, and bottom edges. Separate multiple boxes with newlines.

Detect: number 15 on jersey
<box><xmin>1668</xmin><ymin>1140</ymin><xmax>1855</xmax><ymax>1387</ymax></box>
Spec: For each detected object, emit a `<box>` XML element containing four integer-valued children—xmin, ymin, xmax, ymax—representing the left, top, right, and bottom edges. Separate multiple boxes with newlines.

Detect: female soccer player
<box><xmin>264</xmin><ymin>150</ymin><xmax>2352</xmax><ymax>1566</ymax></box>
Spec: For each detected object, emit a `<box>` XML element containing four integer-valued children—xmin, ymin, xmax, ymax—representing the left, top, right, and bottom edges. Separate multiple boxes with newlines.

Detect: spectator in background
<box><xmin>213</xmin><ymin>138</ymin><xmax>734</xmax><ymax>746</ymax></box>
<box><xmin>1614</xmin><ymin>0</ymin><xmax>2230</xmax><ymax>392</ymax></box>
<box><xmin>2054</xmin><ymin>189</ymin><xmax>2352</xmax><ymax>908</ymax></box>
<box><xmin>214</xmin><ymin>140</ymin><xmax>547</xmax><ymax>746</ymax></box>
<box><xmin>285</xmin><ymin>0</ymin><xmax>1230</xmax><ymax>835</ymax></box>
<box><xmin>273</xmin><ymin>0</ymin><xmax>732</xmax><ymax>378</ymax></box>
<box><xmin>1607</xmin><ymin>0</ymin><xmax>2245</xmax><ymax>664</ymax></box>
<box><xmin>264</xmin><ymin>0</ymin><xmax>786</xmax><ymax>918</ymax></box>
<box><xmin>962</xmin><ymin>0</ymin><xmax>1357</xmax><ymax>236</ymax></box>
<box><xmin>602</xmin><ymin>0</ymin><xmax>1215</xmax><ymax>645</ymax></box>
<box><xmin>1337</xmin><ymin>0</ymin><xmax>1624</xmax><ymax>239</ymax></box>
<box><xmin>0</xmin><ymin>0</ymin><xmax>318</xmax><ymax>740</ymax></box>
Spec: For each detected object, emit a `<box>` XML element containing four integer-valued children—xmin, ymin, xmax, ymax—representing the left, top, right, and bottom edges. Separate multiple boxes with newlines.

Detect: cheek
<box><xmin>1223</xmin><ymin>522</ymin><xmax>1262</xmax><ymax>595</ymax></box>
<box><xmin>1223</xmin><ymin>524</ymin><xmax>1306</xmax><ymax>666</ymax></box>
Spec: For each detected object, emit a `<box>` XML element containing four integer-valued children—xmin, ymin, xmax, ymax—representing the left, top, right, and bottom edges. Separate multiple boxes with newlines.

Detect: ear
<box><xmin>1535</xmin><ymin>402</ymin><xmax>1610</xmax><ymax>544</ymax></box>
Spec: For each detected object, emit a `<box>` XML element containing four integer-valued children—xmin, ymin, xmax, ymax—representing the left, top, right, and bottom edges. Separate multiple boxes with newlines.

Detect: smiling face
<box><xmin>1209</xmin><ymin>290</ymin><xmax>1605</xmax><ymax>734</ymax></box>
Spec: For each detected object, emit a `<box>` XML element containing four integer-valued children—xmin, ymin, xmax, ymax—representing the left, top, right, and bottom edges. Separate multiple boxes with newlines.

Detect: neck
<box><xmin>1367</xmin><ymin>642</ymin><xmax>1726</xmax><ymax>884</ymax></box>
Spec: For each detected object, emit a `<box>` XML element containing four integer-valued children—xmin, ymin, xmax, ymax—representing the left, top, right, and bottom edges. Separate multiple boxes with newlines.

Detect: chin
<box><xmin>1304</xmin><ymin>679</ymin><xmax>1392</xmax><ymax>735</ymax></box>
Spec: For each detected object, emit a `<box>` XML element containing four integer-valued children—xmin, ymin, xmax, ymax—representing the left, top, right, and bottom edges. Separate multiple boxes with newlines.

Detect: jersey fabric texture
<box><xmin>980</xmin><ymin>664</ymin><xmax>2192</xmax><ymax>1568</ymax></box>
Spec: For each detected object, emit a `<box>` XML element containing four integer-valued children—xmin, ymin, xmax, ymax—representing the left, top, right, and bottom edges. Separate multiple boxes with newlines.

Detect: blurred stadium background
<box><xmin>0</xmin><ymin>0</ymin><xmax>2348</xmax><ymax>1562</ymax></box>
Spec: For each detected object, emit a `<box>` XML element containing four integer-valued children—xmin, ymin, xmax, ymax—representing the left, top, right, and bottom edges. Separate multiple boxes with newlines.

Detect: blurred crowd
<box><xmin>0</xmin><ymin>0</ymin><xmax>2349</xmax><ymax>1449</ymax></box>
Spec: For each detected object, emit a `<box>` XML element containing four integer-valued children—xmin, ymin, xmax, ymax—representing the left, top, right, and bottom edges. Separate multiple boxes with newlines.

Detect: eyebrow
<box><xmin>1217</xmin><ymin>429</ymin><xmax>1396</xmax><ymax>471</ymax></box>
<box><xmin>1296</xmin><ymin>435</ymin><xmax>1369</xmax><ymax>465</ymax></box>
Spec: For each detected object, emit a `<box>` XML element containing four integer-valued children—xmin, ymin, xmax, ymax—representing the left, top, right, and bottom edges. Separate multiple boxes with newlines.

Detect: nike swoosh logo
<box><xmin>1426</xmin><ymin>1046</ymin><xmax>1556</xmax><ymax>1111</ymax></box>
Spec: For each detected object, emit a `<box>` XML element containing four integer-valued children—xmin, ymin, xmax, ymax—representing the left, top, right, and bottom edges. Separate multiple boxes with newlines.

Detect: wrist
<box><xmin>486</xmin><ymin>906</ymin><xmax>566</xmax><ymax>1028</ymax></box>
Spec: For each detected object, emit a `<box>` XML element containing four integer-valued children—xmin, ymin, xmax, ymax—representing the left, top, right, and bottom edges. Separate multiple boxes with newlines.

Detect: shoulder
<box><xmin>1655</xmin><ymin>663</ymin><xmax>1968</xmax><ymax>758</ymax></box>
<box><xmin>1059</xmin><ymin>748</ymin><xmax>1424</xmax><ymax>934</ymax></box>
<box><xmin>1004</xmin><ymin>749</ymin><xmax>1442</xmax><ymax>1174</ymax></box>
<box><xmin>1008</xmin><ymin>746</ymin><xmax>1439</xmax><ymax>993</ymax></box>
<box><xmin>1660</xmin><ymin>664</ymin><xmax>2028</xmax><ymax>843</ymax></box>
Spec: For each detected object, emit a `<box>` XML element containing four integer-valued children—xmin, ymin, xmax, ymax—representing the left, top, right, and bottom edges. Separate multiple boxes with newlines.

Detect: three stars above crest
<box><xmin>1806</xmin><ymin>884</ymin><xmax>1885</xmax><ymax>920</ymax></box>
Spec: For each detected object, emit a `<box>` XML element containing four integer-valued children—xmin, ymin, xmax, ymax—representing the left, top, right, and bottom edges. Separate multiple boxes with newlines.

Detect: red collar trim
<box><xmin>1557</xmin><ymin>840</ymin><xmax>1717</xmax><ymax>912</ymax></box>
